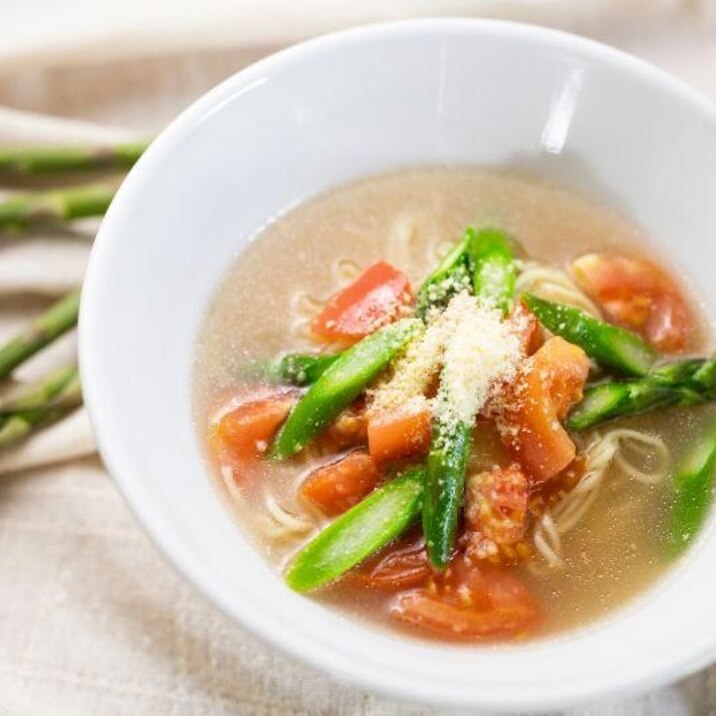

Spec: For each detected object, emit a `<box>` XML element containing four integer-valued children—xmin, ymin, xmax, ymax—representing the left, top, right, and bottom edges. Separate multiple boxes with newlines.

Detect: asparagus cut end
<box><xmin>285</xmin><ymin>467</ymin><xmax>425</xmax><ymax>592</ymax></box>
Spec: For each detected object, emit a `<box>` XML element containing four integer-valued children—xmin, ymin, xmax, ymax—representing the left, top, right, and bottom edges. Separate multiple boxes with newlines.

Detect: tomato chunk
<box><xmin>511</xmin><ymin>302</ymin><xmax>541</xmax><ymax>356</ymax></box>
<box><xmin>214</xmin><ymin>389</ymin><xmax>296</xmax><ymax>462</ymax></box>
<box><xmin>351</xmin><ymin>530</ymin><xmax>431</xmax><ymax>591</ymax></box>
<box><xmin>325</xmin><ymin>406</ymin><xmax>368</xmax><ymax>449</ymax></box>
<box><xmin>393</xmin><ymin>557</ymin><xmax>539</xmax><ymax>640</ymax></box>
<box><xmin>499</xmin><ymin>337</ymin><xmax>589</xmax><ymax>481</ymax></box>
<box><xmin>464</xmin><ymin>464</ymin><xmax>530</xmax><ymax>563</ymax></box>
<box><xmin>367</xmin><ymin>407</ymin><xmax>431</xmax><ymax>465</ymax></box>
<box><xmin>311</xmin><ymin>261</ymin><xmax>413</xmax><ymax>342</ymax></box>
<box><xmin>300</xmin><ymin>450</ymin><xmax>380</xmax><ymax>515</ymax></box>
<box><xmin>571</xmin><ymin>253</ymin><xmax>692</xmax><ymax>352</ymax></box>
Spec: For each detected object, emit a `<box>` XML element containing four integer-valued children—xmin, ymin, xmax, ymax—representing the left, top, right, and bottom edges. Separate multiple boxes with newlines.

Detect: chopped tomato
<box><xmin>464</xmin><ymin>464</ymin><xmax>529</xmax><ymax>563</ymax></box>
<box><xmin>351</xmin><ymin>530</ymin><xmax>431</xmax><ymax>591</ymax></box>
<box><xmin>393</xmin><ymin>556</ymin><xmax>540</xmax><ymax>640</ymax></box>
<box><xmin>299</xmin><ymin>450</ymin><xmax>380</xmax><ymax>515</ymax></box>
<box><xmin>571</xmin><ymin>253</ymin><xmax>692</xmax><ymax>352</ymax></box>
<box><xmin>510</xmin><ymin>302</ymin><xmax>541</xmax><ymax>356</ymax></box>
<box><xmin>367</xmin><ymin>407</ymin><xmax>431</xmax><ymax>465</ymax></box>
<box><xmin>311</xmin><ymin>261</ymin><xmax>413</xmax><ymax>342</ymax></box>
<box><xmin>499</xmin><ymin>337</ymin><xmax>589</xmax><ymax>481</ymax></box>
<box><xmin>325</xmin><ymin>406</ymin><xmax>368</xmax><ymax>449</ymax></box>
<box><xmin>214</xmin><ymin>389</ymin><xmax>296</xmax><ymax>463</ymax></box>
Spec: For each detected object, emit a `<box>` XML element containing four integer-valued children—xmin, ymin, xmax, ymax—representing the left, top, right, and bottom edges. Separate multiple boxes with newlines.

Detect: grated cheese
<box><xmin>432</xmin><ymin>292</ymin><xmax>527</xmax><ymax>445</ymax></box>
<box><xmin>370</xmin><ymin>292</ymin><xmax>529</xmax><ymax>434</ymax></box>
<box><xmin>369</xmin><ymin>307</ymin><xmax>454</xmax><ymax>416</ymax></box>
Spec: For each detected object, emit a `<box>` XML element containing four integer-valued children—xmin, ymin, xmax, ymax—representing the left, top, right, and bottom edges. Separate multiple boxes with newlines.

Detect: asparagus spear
<box><xmin>267</xmin><ymin>352</ymin><xmax>342</xmax><ymax>386</ymax></box>
<box><xmin>415</xmin><ymin>231</ymin><xmax>471</xmax><ymax>319</ymax></box>
<box><xmin>567</xmin><ymin>356</ymin><xmax>716</xmax><ymax>431</ymax></box>
<box><xmin>286</xmin><ymin>467</ymin><xmax>425</xmax><ymax>591</ymax></box>
<box><xmin>0</xmin><ymin>365</ymin><xmax>78</xmax><ymax>417</ymax></box>
<box><xmin>0</xmin><ymin>289</ymin><xmax>80</xmax><ymax>381</ymax></box>
<box><xmin>523</xmin><ymin>293</ymin><xmax>656</xmax><ymax>376</ymax></box>
<box><xmin>0</xmin><ymin>184</ymin><xmax>116</xmax><ymax>229</ymax></box>
<box><xmin>423</xmin><ymin>421</ymin><xmax>472</xmax><ymax>568</ymax></box>
<box><xmin>466</xmin><ymin>227</ymin><xmax>516</xmax><ymax>314</ymax></box>
<box><xmin>0</xmin><ymin>142</ymin><xmax>148</xmax><ymax>178</ymax></box>
<box><xmin>666</xmin><ymin>423</ymin><xmax>716</xmax><ymax>556</ymax></box>
<box><xmin>423</xmin><ymin>231</ymin><xmax>517</xmax><ymax>569</ymax></box>
<box><xmin>0</xmin><ymin>366</ymin><xmax>82</xmax><ymax>448</ymax></box>
<box><xmin>567</xmin><ymin>381</ymin><xmax>685</xmax><ymax>431</ymax></box>
<box><xmin>272</xmin><ymin>318</ymin><xmax>420</xmax><ymax>458</ymax></box>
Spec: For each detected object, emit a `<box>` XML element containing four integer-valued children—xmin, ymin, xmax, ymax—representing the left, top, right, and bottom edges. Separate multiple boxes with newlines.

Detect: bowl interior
<box><xmin>80</xmin><ymin>20</ymin><xmax>716</xmax><ymax>711</ymax></box>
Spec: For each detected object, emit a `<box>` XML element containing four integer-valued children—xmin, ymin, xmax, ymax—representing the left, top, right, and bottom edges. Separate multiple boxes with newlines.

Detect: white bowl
<box><xmin>80</xmin><ymin>19</ymin><xmax>716</xmax><ymax>712</ymax></box>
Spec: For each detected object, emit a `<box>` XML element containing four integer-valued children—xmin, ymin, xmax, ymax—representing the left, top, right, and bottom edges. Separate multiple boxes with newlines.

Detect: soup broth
<box><xmin>195</xmin><ymin>168</ymin><xmax>715</xmax><ymax>640</ymax></box>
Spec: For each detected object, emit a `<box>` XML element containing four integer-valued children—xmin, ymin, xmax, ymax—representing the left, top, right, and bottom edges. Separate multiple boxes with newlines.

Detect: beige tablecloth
<box><xmin>2</xmin><ymin>4</ymin><xmax>716</xmax><ymax>714</ymax></box>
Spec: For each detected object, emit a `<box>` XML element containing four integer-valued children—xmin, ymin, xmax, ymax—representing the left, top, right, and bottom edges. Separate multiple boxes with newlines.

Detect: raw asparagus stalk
<box><xmin>0</xmin><ymin>289</ymin><xmax>80</xmax><ymax>380</ymax></box>
<box><xmin>0</xmin><ymin>142</ymin><xmax>148</xmax><ymax>178</ymax></box>
<box><xmin>523</xmin><ymin>293</ymin><xmax>656</xmax><ymax>376</ymax></box>
<box><xmin>285</xmin><ymin>467</ymin><xmax>425</xmax><ymax>591</ymax></box>
<box><xmin>272</xmin><ymin>318</ymin><xmax>420</xmax><ymax>458</ymax></box>
<box><xmin>0</xmin><ymin>365</ymin><xmax>79</xmax><ymax>416</ymax></box>
<box><xmin>0</xmin><ymin>366</ymin><xmax>82</xmax><ymax>448</ymax></box>
<box><xmin>666</xmin><ymin>424</ymin><xmax>716</xmax><ymax>556</ymax></box>
<box><xmin>466</xmin><ymin>227</ymin><xmax>516</xmax><ymax>314</ymax></box>
<box><xmin>0</xmin><ymin>184</ymin><xmax>116</xmax><ymax>229</ymax></box>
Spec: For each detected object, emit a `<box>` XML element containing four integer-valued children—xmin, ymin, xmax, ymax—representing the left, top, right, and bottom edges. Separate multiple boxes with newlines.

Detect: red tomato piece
<box><xmin>214</xmin><ymin>389</ymin><xmax>296</xmax><ymax>463</ymax></box>
<box><xmin>464</xmin><ymin>464</ymin><xmax>529</xmax><ymax>563</ymax></box>
<box><xmin>393</xmin><ymin>557</ymin><xmax>540</xmax><ymax>640</ymax></box>
<box><xmin>325</xmin><ymin>406</ymin><xmax>369</xmax><ymax>450</ymax></box>
<box><xmin>498</xmin><ymin>337</ymin><xmax>589</xmax><ymax>482</ymax></box>
<box><xmin>351</xmin><ymin>531</ymin><xmax>431</xmax><ymax>591</ymax></box>
<box><xmin>299</xmin><ymin>450</ymin><xmax>380</xmax><ymax>516</ymax></box>
<box><xmin>367</xmin><ymin>407</ymin><xmax>431</xmax><ymax>465</ymax></box>
<box><xmin>510</xmin><ymin>301</ymin><xmax>541</xmax><ymax>356</ymax></box>
<box><xmin>311</xmin><ymin>261</ymin><xmax>413</xmax><ymax>342</ymax></box>
<box><xmin>571</xmin><ymin>253</ymin><xmax>692</xmax><ymax>352</ymax></box>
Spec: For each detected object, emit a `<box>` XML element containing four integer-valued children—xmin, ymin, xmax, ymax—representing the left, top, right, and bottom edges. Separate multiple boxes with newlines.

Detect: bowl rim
<box><xmin>79</xmin><ymin>17</ymin><xmax>716</xmax><ymax>711</ymax></box>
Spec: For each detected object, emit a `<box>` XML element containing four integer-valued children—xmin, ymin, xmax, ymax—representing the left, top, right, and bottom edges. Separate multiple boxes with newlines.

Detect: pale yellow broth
<box><xmin>194</xmin><ymin>167</ymin><xmax>714</xmax><ymax>640</ymax></box>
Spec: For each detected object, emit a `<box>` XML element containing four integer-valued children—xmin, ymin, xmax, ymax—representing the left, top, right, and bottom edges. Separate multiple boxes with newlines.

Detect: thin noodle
<box><xmin>220</xmin><ymin>458</ymin><xmax>319</xmax><ymax>542</ymax></box>
<box><xmin>516</xmin><ymin>260</ymin><xmax>601</xmax><ymax>317</ymax></box>
<box><xmin>265</xmin><ymin>494</ymin><xmax>314</xmax><ymax>532</ymax></box>
<box><xmin>334</xmin><ymin>258</ymin><xmax>361</xmax><ymax>283</ymax></box>
<box><xmin>531</xmin><ymin>429</ymin><xmax>670</xmax><ymax>568</ymax></box>
<box><xmin>258</xmin><ymin>492</ymin><xmax>317</xmax><ymax>541</ymax></box>
<box><xmin>385</xmin><ymin>214</ymin><xmax>419</xmax><ymax>269</ymax></box>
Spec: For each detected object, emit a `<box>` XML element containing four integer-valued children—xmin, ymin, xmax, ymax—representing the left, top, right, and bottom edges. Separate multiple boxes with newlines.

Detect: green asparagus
<box><xmin>568</xmin><ymin>356</ymin><xmax>716</xmax><ymax>431</ymax></box>
<box><xmin>415</xmin><ymin>231</ymin><xmax>471</xmax><ymax>319</ymax></box>
<box><xmin>272</xmin><ymin>318</ymin><xmax>420</xmax><ymax>458</ymax></box>
<box><xmin>523</xmin><ymin>293</ymin><xmax>656</xmax><ymax>376</ymax></box>
<box><xmin>422</xmin><ymin>421</ymin><xmax>472</xmax><ymax>568</ymax></box>
<box><xmin>286</xmin><ymin>467</ymin><xmax>425</xmax><ymax>591</ymax></box>
<box><xmin>422</xmin><ymin>228</ymin><xmax>516</xmax><ymax>569</ymax></box>
<box><xmin>0</xmin><ymin>289</ymin><xmax>80</xmax><ymax>381</ymax></box>
<box><xmin>268</xmin><ymin>352</ymin><xmax>342</xmax><ymax>386</ymax></box>
<box><xmin>0</xmin><ymin>366</ymin><xmax>82</xmax><ymax>448</ymax></box>
<box><xmin>0</xmin><ymin>142</ymin><xmax>148</xmax><ymax>178</ymax></box>
<box><xmin>466</xmin><ymin>227</ymin><xmax>516</xmax><ymax>314</ymax></box>
<box><xmin>666</xmin><ymin>424</ymin><xmax>716</xmax><ymax>556</ymax></box>
<box><xmin>0</xmin><ymin>184</ymin><xmax>116</xmax><ymax>229</ymax></box>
